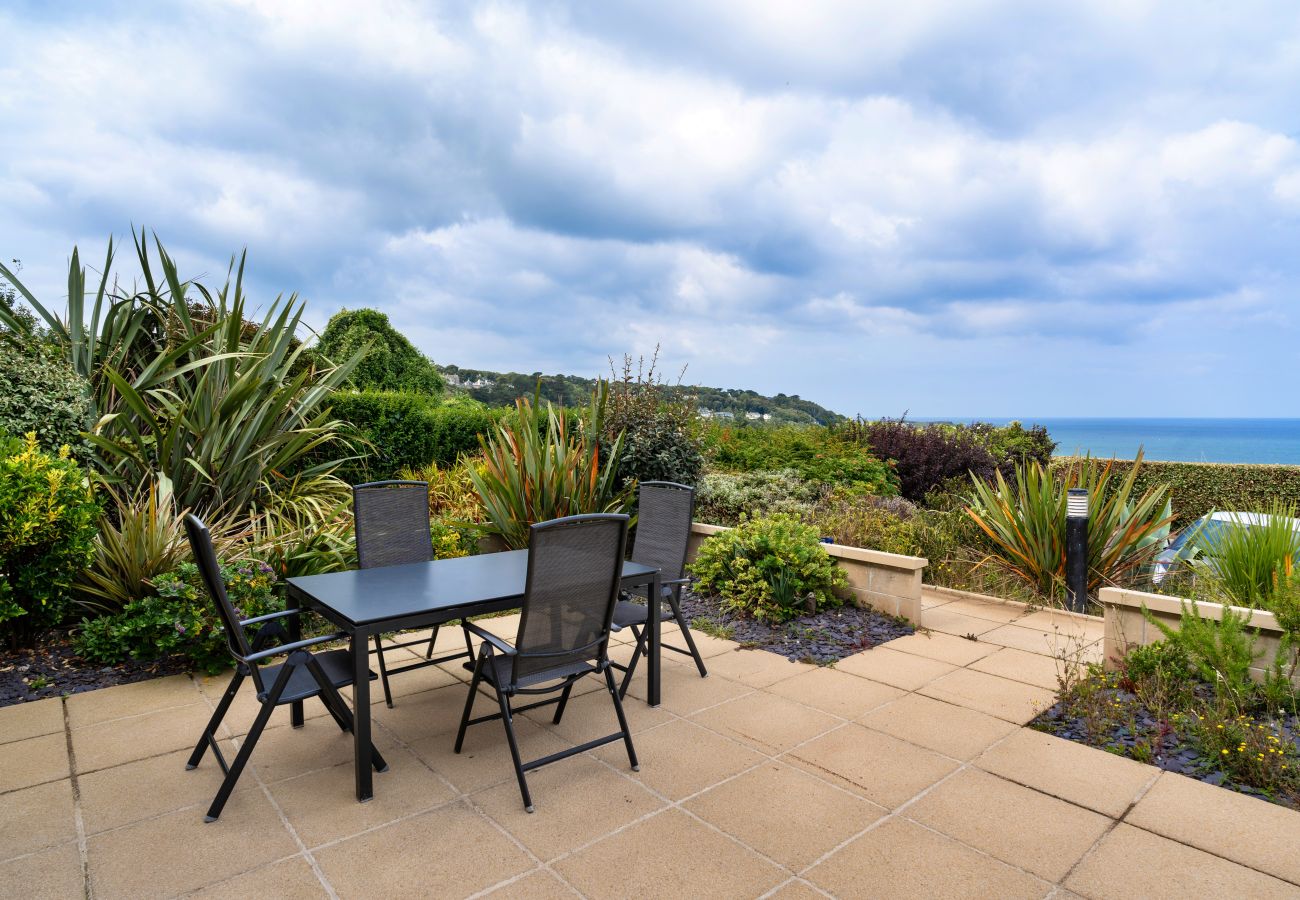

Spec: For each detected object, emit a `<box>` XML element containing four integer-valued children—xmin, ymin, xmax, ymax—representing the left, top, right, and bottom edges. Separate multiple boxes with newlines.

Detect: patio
<box><xmin>2</xmin><ymin>591</ymin><xmax>1298</xmax><ymax>900</ymax></box>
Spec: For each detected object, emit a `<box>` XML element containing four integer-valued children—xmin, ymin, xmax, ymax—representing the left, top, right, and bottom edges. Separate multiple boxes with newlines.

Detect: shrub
<box><xmin>699</xmin><ymin>422</ymin><xmax>897</xmax><ymax>493</ymax></box>
<box><xmin>809</xmin><ymin>493</ymin><xmax>923</xmax><ymax>555</ymax></box>
<box><xmin>74</xmin><ymin>560</ymin><xmax>281</xmax><ymax>674</ymax></box>
<box><xmin>0</xmin><ymin>434</ymin><xmax>99</xmax><ymax>645</ymax></box>
<box><xmin>1187</xmin><ymin>504</ymin><xmax>1300</xmax><ymax>608</ymax></box>
<box><xmin>857</xmin><ymin>418</ymin><xmax>999</xmax><ymax>502</ymax></box>
<box><xmin>694</xmin><ymin>469</ymin><xmax>825</xmax><ymax>526</ymax></box>
<box><xmin>688</xmin><ymin>513</ymin><xmax>847</xmax><ymax>623</ymax></box>
<box><xmin>603</xmin><ymin>350</ymin><xmax>704</xmax><ymax>488</ymax></box>
<box><xmin>470</xmin><ymin>386</ymin><xmax>632</xmax><ymax>549</ymax></box>
<box><xmin>316</xmin><ymin>307</ymin><xmax>445</xmax><ymax>395</ymax></box>
<box><xmin>400</xmin><ymin>456</ymin><xmax>487</xmax><ymax>523</ymax></box>
<box><xmin>0</xmin><ymin>341</ymin><xmax>91</xmax><ymax>457</ymax></box>
<box><xmin>966</xmin><ymin>452</ymin><xmax>1173</xmax><ymax>604</ymax></box>
<box><xmin>1053</xmin><ymin>457</ymin><xmax>1300</xmax><ymax>528</ymax></box>
<box><xmin>329</xmin><ymin>392</ymin><xmax>495</xmax><ymax>482</ymax></box>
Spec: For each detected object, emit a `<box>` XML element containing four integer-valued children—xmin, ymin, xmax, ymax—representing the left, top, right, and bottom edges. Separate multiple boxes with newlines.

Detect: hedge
<box><xmin>1052</xmin><ymin>457</ymin><xmax>1300</xmax><ymax>528</ymax></box>
<box><xmin>0</xmin><ymin>341</ymin><xmax>91</xmax><ymax>457</ymax></box>
<box><xmin>329</xmin><ymin>391</ymin><xmax>496</xmax><ymax>482</ymax></box>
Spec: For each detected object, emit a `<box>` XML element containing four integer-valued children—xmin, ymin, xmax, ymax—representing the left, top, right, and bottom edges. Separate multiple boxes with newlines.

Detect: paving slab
<box><xmin>65</xmin><ymin>674</ymin><xmax>199</xmax><ymax>728</ymax></box>
<box><xmin>593</xmin><ymin>717</ymin><xmax>764</xmax><ymax>801</ymax></box>
<box><xmin>481</xmin><ymin>868</ymin><xmax>578</xmax><ymax>899</ymax></box>
<box><xmin>832</xmin><ymin>647</ymin><xmax>957</xmax><ymax>691</ymax></box>
<box><xmin>0</xmin><ymin>778</ymin><xmax>76</xmax><ymax>861</ymax></box>
<box><xmin>473</xmin><ymin>756</ymin><xmax>665</xmax><ymax>861</ymax></box>
<box><xmin>974</xmin><ymin>728</ymin><xmax>1156</xmax><ymax>818</ymax></box>
<box><xmin>919</xmin><ymin>668</ymin><xmax>1054</xmax><ymax>724</ymax></box>
<box><xmin>919</xmin><ymin>606</ymin><xmax>1007</xmax><ymax>638</ymax></box>
<box><xmin>1125</xmin><ymin>771</ymin><xmax>1300</xmax><ymax>886</ymax></box>
<box><xmin>786</xmin><ymin>723</ymin><xmax>960</xmax><ymax>809</ymax></box>
<box><xmin>369</xmin><ymin>682</ymin><xmax>477</xmax><ymax>744</ymax></box>
<box><xmin>408</xmin><ymin>715</ymin><xmax>573</xmax><ymax>795</ymax></box>
<box><xmin>78</xmin><ymin>746</ymin><xmax>244</xmax><ymax>834</ymax></box>
<box><xmin>859</xmin><ymin>693</ymin><xmax>1018</xmax><ymax>761</ymax></box>
<box><xmin>1065</xmin><ymin>822</ymin><xmax>1298</xmax><ymax>900</ymax></box>
<box><xmin>70</xmin><ymin>701</ymin><xmax>216</xmax><ymax>773</ymax></box>
<box><xmin>690</xmin><ymin>692</ymin><xmax>839</xmax><ymax>754</ymax></box>
<box><xmin>314</xmin><ymin>801</ymin><xmax>535</xmax><ymax>897</ymax></box>
<box><xmin>187</xmin><ymin>856</ymin><xmax>327</xmax><ymax>899</ymax></box>
<box><xmin>685</xmin><ymin>761</ymin><xmax>885</xmax><ymax>869</ymax></box>
<box><xmin>624</xmin><ymin>663</ymin><xmax>753</xmax><ymax>715</ymax></box>
<box><xmin>968</xmin><ymin>646</ymin><xmax>1069</xmax><ymax>690</ymax></box>
<box><xmin>881</xmin><ymin>631</ymin><xmax>1000</xmax><ymax>666</ymax></box>
<box><xmin>0</xmin><ymin>842</ymin><xmax>85</xmax><ymax>900</ymax></box>
<box><xmin>703</xmin><ymin>648</ymin><xmax>809</xmax><ymax>687</ymax></box>
<box><xmin>905</xmin><ymin>768</ymin><xmax>1112</xmax><ymax>882</ymax></box>
<box><xmin>86</xmin><ymin>787</ymin><xmax>298</xmax><ymax>899</ymax></box>
<box><xmin>520</xmin><ymin>683</ymin><xmax>673</xmax><ymax>743</ymax></box>
<box><xmin>554</xmin><ymin>808</ymin><xmax>786</xmax><ymax>899</ymax></box>
<box><xmin>766</xmin><ymin>665</ymin><xmax>906</xmax><ymax>720</ymax></box>
<box><xmin>0</xmin><ymin>732</ymin><xmax>69</xmax><ymax>792</ymax></box>
<box><xmin>805</xmin><ymin>818</ymin><xmax>1050</xmax><ymax>899</ymax></box>
<box><xmin>977</xmin><ymin>623</ymin><xmax>1075</xmax><ymax>656</ymax></box>
<box><xmin>931</xmin><ymin>597</ymin><xmax>1035</xmax><ymax>625</ymax></box>
<box><xmin>0</xmin><ymin>697</ymin><xmax>64</xmax><ymax>745</ymax></box>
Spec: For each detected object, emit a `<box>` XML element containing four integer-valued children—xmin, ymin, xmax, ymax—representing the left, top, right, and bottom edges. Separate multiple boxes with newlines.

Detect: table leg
<box><xmin>647</xmin><ymin>573</ymin><xmax>661</xmax><ymax>706</ymax></box>
<box><xmin>288</xmin><ymin>611</ymin><xmax>304</xmax><ymax>728</ymax></box>
<box><xmin>352</xmin><ymin>627</ymin><xmax>374</xmax><ymax>802</ymax></box>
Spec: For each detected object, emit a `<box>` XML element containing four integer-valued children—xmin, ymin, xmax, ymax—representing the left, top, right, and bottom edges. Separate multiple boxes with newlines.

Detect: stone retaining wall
<box><xmin>1099</xmin><ymin>586</ymin><xmax>1290</xmax><ymax>682</ymax></box>
<box><xmin>685</xmin><ymin>522</ymin><xmax>928</xmax><ymax>625</ymax></box>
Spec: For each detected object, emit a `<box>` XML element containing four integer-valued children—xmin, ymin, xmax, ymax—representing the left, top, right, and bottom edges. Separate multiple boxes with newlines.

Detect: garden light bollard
<box><xmin>1066</xmin><ymin>488</ymin><xmax>1089</xmax><ymax>613</ymax></box>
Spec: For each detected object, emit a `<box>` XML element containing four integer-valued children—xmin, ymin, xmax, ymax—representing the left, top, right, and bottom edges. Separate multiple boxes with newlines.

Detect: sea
<box><xmin>932</xmin><ymin>418</ymin><xmax>1300</xmax><ymax>466</ymax></box>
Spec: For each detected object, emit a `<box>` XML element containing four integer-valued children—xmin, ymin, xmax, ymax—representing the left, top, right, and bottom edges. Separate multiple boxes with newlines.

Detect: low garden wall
<box><xmin>1099</xmin><ymin>586</ymin><xmax>1290</xmax><ymax>683</ymax></box>
<box><xmin>685</xmin><ymin>522</ymin><xmax>928</xmax><ymax>624</ymax></box>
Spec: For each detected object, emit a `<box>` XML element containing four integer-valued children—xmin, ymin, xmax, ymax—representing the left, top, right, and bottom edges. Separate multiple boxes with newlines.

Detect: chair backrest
<box><xmin>183</xmin><ymin>513</ymin><xmax>255</xmax><ymax>668</ymax></box>
<box><xmin>353</xmin><ymin>481</ymin><xmax>433</xmax><ymax>570</ymax></box>
<box><xmin>512</xmin><ymin>514</ymin><xmax>629</xmax><ymax>686</ymax></box>
<box><xmin>631</xmin><ymin>481</ymin><xmax>695</xmax><ymax>582</ymax></box>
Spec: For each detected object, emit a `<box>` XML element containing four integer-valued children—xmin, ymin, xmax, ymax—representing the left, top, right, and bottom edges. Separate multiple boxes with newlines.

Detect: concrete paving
<box><xmin>1</xmin><ymin>597</ymin><xmax>1298</xmax><ymax>899</ymax></box>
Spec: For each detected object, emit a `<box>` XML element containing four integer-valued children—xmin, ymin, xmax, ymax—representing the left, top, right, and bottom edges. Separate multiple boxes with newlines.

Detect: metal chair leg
<box><xmin>205</xmin><ymin>662</ymin><xmax>293</xmax><ymax>822</ymax></box>
<box><xmin>494</xmin><ymin>685</ymin><xmax>533</xmax><ymax>813</ymax></box>
<box><xmin>187</xmin><ymin>670</ymin><xmax>244</xmax><ymax>770</ymax></box>
<box><xmin>605</xmin><ymin>666</ymin><xmax>639</xmax><ymax>771</ymax></box>
<box><xmin>454</xmin><ymin>647</ymin><xmax>488</xmax><ymax>754</ymax></box>
<box><xmin>668</xmin><ymin>593</ymin><xmax>708</xmax><ymax>678</ymax></box>
<box><xmin>374</xmin><ymin>633</ymin><xmax>394</xmax><ymax>708</ymax></box>
<box><xmin>307</xmin><ymin>656</ymin><xmax>389</xmax><ymax>772</ymax></box>
<box><xmin>552</xmin><ymin>682</ymin><xmax>574</xmax><ymax>724</ymax></box>
<box><xmin>617</xmin><ymin>626</ymin><xmax>645</xmax><ymax>699</ymax></box>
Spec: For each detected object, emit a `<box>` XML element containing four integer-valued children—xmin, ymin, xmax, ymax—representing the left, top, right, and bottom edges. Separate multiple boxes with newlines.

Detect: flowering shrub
<box><xmin>688</xmin><ymin>513</ymin><xmax>847</xmax><ymax>623</ymax></box>
<box><xmin>74</xmin><ymin>560</ymin><xmax>281</xmax><ymax>674</ymax></box>
<box><xmin>0</xmin><ymin>433</ymin><xmax>98</xmax><ymax>645</ymax></box>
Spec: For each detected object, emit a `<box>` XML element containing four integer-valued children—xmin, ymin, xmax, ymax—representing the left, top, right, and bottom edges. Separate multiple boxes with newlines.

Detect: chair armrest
<box><xmin>243</xmin><ymin>632</ymin><xmax>348</xmax><ymax>664</ymax></box>
<box><xmin>661</xmin><ymin>577</ymin><xmax>689</xmax><ymax>587</ymax></box>
<box><xmin>239</xmin><ymin>608</ymin><xmax>303</xmax><ymax>627</ymax></box>
<box><xmin>463</xmin><ymin>621</ymin><xmax>516</xmax><ymax>656</ymax></box>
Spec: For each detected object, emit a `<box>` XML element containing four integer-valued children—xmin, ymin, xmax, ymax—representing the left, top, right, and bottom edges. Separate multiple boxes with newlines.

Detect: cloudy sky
<box><xmin>3</xmin><ymin>1</ymin><xmax>1299</xmax><ymax>418</ymax></box>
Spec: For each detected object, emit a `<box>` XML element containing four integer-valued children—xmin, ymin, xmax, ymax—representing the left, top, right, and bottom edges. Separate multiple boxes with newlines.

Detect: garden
<box><xmin>4</xmin><ymin>233</ymin><xmax>1300</xmax><ymax>816</ymax></box>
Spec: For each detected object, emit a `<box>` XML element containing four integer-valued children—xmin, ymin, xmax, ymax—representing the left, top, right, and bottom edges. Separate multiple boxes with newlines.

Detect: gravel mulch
<box><xmin>0</xmin><ymin>634</ymin><xmax>191</xmax><ymax>708</ymax></box>
<box><xmin>677</xmin><ymin>586</ymin><xmax>914</xmax><ymax>664</ymax></box>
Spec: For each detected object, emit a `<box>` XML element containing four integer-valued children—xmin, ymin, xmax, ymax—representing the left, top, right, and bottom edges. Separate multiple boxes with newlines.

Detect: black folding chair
<box><xmin>454</xmin><ymin>514</ymin><xmax>639</xmax><ymax>812</ymax></box>
<box><xmin>353</xmin><ymin>480</ymin><xmax>473</xmax><ymax>707</ymax></box>
<box><xmin>182</xmin><ymin>514</ymin><xmax>387</xmax><ymax>823</ymax></box>
<box><xmin>609</xmin><ymin>481</ymin><xmax>707</xmax><ymax>697</ymax></box>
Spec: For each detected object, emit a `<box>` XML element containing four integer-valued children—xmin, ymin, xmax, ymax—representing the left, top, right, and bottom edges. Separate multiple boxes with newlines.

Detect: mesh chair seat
<box><xmin>465</xmin><ymin>653</ymin><xmax>599</xmax><ymax>690</ymax></box>
<box><xmin>611</xmin><ymin>599</ymin><xmax>673</xmax><ymax>630</ymax></box>
<box><xmin>254</xmin><ymin>649</ymin><xmax>358</xmax><ymax>704</ymax></box>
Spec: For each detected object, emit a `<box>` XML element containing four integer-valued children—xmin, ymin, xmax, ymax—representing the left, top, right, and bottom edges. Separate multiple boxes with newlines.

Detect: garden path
<box><xmin>1</xmin><ymin>598</ymin><xmax>1297</xmax><ymax>898</ymax></box>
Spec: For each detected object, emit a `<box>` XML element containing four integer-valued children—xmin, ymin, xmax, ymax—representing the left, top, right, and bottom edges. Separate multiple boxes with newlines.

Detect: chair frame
<box><xmin>453</xmin><ymin>514</ymin><xmax>639</xmax><ymax>813</ymax></box>
<box><xmin>608</xmin><ymin>481</ymin><xmax>708</xmax><ymax>698</ymax></box>
<box><xmin>183</xmin><ymin>514</ymin><xmax>388</xmax><ymax>822</ymax></box>
<box><xmin>353</xmin><ymin>480</ymin><xmax>474</xmax><ymax>707</ymax></box>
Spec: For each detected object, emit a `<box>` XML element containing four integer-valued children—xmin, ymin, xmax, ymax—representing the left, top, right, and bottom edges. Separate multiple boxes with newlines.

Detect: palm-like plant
<box><xmin>965</xmin><ymin>452</ymin><xmax>1173</xmax><ymax>604</ymax></box>
<box><xmin>470</xmin><ymin>385</ymin><xmax>632</xmax><ymax>549</ymax></box>
<box><xmin>1191</xmin><ymin>504</ymin><xmax>1300</xmax><ymax>607</ymax></box>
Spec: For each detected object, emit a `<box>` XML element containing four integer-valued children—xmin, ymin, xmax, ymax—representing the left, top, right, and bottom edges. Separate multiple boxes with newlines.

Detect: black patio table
<box><xmin>285</xmin><ymin>549</ymin><xmax>662</xmax><ymax>801</ymax></box>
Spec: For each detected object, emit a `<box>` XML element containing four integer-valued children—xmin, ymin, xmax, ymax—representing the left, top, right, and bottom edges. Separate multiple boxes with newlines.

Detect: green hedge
<box><xmin>329</xmin><ymin>391</ymin><xmax>496</xmax><ymax>482</ymax></box>
<box><xmin>1052</xmin><ymin>457</ymin><xmax>1300</xmax><ymax>527</ymax></box>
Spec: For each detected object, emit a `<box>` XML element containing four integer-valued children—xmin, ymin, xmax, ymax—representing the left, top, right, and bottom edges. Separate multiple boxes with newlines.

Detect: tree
<box><xmin>317</xmin><ymin>308</ymin><xmax>445</xmax><ymax>396</ymax></box>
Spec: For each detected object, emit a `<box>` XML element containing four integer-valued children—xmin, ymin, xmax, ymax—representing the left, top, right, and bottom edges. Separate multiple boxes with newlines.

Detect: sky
<box><xmin>3</xmin><ymin>1</ymin><xmax>1300</xmax><ymax>419</ymax></box>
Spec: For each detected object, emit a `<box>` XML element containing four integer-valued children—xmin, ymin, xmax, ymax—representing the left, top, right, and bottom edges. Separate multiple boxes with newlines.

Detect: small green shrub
<box><xmin>74</xmin><ymin>560</ymin><xmax>281</xmax><ymax>674</ymax></box>
<box><xmin>809</xmin><ymin>493</ymin><xmax>923</xmax><ymax>555</ymax></box>
<box><xmin>688</xmin><ymin>513</ymin><xmax>847</xmax><ymax>623</ymax></box>
<box><xmin>699</xmin><ymin>422</ymin><xmax>897</xmax><ymax>493</ymax></box>
<box><xmin>603</xmin><ymin>351</ymin><xmax>704</xmax><ymax>488</ymax></box>
<box><xmin>329</xmin><ymin>391</ymin><xmax>495</xmax><ymax>482</ymax></box>
<box><xmin>0</xmin><ymin>434</ymin><xmax>99</xmax><ymax>645</ymax></box>
<box><xmin>1147</xmin><ymin>602</ymin><xmax>1262</xmax><ymax>708</ymax></box>
<box><xmin>694</xmin><ymin>469</ymin><xmax>824</xmax><ymax>526</ymax></box>
<box><xmin>0</xmin><ymin>341</ymin><xmax>91</xmax><ymax>458</ymax></box>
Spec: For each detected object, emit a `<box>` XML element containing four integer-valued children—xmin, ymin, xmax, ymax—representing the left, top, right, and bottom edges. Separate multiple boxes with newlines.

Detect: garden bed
<box><xmin>1033</xmin><ymin>667</ymin><xmax>1300</xmax><ymax>810</ymax></box>
<box><xmin>679</xmin><ymin>586</ymin><xmax>915</xmax><ymax>664</ymax></box>
<box><xmin>0</xmin><ymin>633</ymin><xmax>191</xmax><ymax>708</ymax></box>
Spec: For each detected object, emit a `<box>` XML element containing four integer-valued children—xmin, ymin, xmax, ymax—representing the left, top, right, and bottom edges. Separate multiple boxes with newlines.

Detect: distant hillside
<box><xmin>439</xmin><ymin>365</ymin><xmax>844</xmax><ymax>425</ymax></box>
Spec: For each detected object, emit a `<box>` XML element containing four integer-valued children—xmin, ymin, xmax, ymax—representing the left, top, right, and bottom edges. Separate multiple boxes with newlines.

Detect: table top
<box><xmin>287</xmin><ymin>549</ymin><xmax>658</xmax><ymax>627</ymax></box>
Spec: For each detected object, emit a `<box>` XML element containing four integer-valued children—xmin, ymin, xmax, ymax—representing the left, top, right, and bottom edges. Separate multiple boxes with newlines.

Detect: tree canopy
<box><xmin>317</xmin><ymin>308</ymin><xmax>445</xmax><ymax>396</ymax></box>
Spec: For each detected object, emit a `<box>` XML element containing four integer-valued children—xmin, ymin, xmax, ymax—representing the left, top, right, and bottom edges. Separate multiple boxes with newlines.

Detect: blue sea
<box><xmin>936</xmin><ymin>419</ymin><xmax>1300</xmax><ymax>465</ymax></box>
